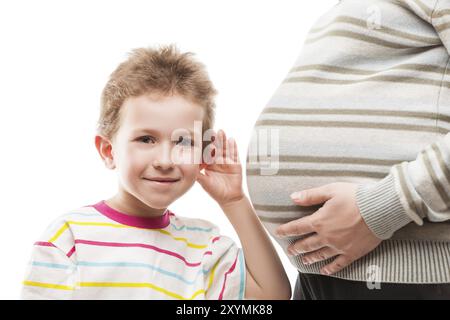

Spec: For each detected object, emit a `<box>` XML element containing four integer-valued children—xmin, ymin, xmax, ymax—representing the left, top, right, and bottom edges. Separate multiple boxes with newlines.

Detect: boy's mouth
<box><xmin>143</xmin><ymin>177</ymin><xmax>180</xmax><ymax>185</ymax></box>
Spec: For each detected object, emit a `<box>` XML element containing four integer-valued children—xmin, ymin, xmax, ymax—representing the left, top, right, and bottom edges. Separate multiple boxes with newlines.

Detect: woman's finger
<box><xmin>287</xmin><ymin>235</ymin><xmax>325</xmax><ymax>256</ymax></box>
<box><xmin>321</xmin><ymin>255</ymin><xmax>353</xmax><ymax>275</ymax></box>
<box><xmin>302</xmin><ymin>247</ymin><xmax>340</xmax><ymax>265</ymax></box>
<box><xmin>290</xmin><ymin>184</ymin><xmax>334</xmax><ymax>206</ymax></box>
<box><xmin>275</xmin><ymin>215</ymin><xmax>315</xmax><ymax>238</ymax></box>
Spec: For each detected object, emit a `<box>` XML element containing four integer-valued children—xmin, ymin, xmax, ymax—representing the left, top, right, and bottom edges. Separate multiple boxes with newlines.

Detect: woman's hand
<box><xmin>275</xmin><ymin>182</ymin><xmax>382</xmax><ymax>275</ymax></box>
<box><xmin>196</xmin><ymin>129</ymin><xmax>245</xmax><ymax>208</ymax></box>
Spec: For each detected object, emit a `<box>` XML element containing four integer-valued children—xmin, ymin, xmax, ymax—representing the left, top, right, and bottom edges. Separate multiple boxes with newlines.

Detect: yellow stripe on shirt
<box><xmin>22</xmin><ymin>258</ymin><xmax>219</xmax><ymax>298</ymax></box>
<box><xmin>156</xmin><ymin>229</ymin><xmax>208</xmax><ymax>249</ymax></box>
<box><xmin>76</xmin><ymin>259</ymin><xmax>220</xmax><ymax>300</ymax></box>
<box><xmin>48</xmin><ymin>222</ymin><xmax>70</xmax><ymax>243</ymax></box>
<box><xmin>23</xmin><ymin>280</ymin><xmax>74</xmax><ymax>291</ymax></box>
<box><xmin>77</xmin><ymin>282</ymin><xmax>204</xmax><ymax>300</ymax></box>
<box><xmin>49</xmin><ymin>221</ymin><xmax>209</xmax><ymax>249</ymax></box>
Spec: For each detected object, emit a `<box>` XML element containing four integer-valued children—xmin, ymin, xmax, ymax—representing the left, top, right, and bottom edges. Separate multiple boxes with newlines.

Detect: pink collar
<box><xmin>92</xmin><ymin>200</ymin><xmax>170</xmax><ymax>229</ymax></box>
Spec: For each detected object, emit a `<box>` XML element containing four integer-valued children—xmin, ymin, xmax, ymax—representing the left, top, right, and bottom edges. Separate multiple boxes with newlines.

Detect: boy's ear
<box><xmin>95</xmin><ymin>135</ymin><xmax>116</xmax><ymax>170</ymax></box>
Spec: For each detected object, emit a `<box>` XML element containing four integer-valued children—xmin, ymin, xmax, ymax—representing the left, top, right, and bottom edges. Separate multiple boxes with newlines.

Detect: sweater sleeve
<box><xmin>356</xmin><ymin>132</ymin><xmax>450</xmax><ymax>239</ymax></box>
<box><xmin>402</xmin><ymin>0</ymin><xmax>450</xmax><ymax>54</ymax></box>
<box><xmin>431</xmin><ymin>0</ymin><xmax>450</xmax><ymax>54</ymax></box>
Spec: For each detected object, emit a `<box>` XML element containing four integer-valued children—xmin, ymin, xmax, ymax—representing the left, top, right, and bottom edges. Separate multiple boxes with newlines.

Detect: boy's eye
<box><xmin>176</xmin><ymin>136</ymin><xmax>194</xmax><ymax>147</ymax></box>
<box><xmin>137</xmin><ymin>135</ymin><xmax>156</xmax><ymax>144</ymax></box>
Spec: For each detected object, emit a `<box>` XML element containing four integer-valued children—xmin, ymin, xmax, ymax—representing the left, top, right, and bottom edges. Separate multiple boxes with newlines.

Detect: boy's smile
<box><xmin>99</xmin><ymin>93</ymin><xmax>206</xmax><ymax>218</ymax></box>
<box><xmin>143</xmin><ymin>176</ymin><xmax>180</xmax><ymax>188</ymax></box>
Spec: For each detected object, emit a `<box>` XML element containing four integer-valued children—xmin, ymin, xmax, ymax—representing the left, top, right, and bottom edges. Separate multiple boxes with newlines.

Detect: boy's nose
<box><xmin>152</xmin><ymin>144</ymin><xmax>175</xmax><ymax>170</ymax></box>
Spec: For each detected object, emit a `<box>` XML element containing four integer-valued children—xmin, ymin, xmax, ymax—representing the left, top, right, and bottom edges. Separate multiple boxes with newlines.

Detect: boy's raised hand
<box><xmin>196</xmin><ymin>129</ymin><xmax>245</xmax><ymax>207</ymax></box>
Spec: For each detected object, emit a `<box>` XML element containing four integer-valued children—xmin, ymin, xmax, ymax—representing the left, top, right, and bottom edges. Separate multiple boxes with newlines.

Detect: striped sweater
<box><xmin>246</xmin><ymin>0</ymin><xmax>450</xmax><ymax>283</ymax></box>
<box><xmin>21</xmin><ymin>201</ymin><xmax>245</xmax><ymax>299</ymax></box>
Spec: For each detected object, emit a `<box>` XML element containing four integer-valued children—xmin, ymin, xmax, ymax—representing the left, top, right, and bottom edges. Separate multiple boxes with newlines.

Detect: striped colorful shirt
<box><xmin>21</xmin><ymin>201</ymin><xmax>246</xmax><ymax>300</ymax></box>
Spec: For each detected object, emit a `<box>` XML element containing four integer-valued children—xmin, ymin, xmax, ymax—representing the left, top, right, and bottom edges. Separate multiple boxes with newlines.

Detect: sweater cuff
<box><xmin>355</xmin><ymin>174</ymin><xmax>413</xmax><ymax>240</ymax></box>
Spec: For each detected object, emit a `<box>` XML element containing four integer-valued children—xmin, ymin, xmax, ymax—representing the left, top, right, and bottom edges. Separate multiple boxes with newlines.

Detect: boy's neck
<box><xmin>106</xmin><ymin>193</ymin><xmax>167</xmax><ymax>218</ymax></box>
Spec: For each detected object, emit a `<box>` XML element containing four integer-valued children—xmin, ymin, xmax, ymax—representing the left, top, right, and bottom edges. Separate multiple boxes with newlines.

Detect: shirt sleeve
<box><xmin>203</xmin><ymin>234</ymin><xmax>246</xmax><ymax>300</ymax></box>
<box><xmin>356</xmin><ymin>132</ymin><xmax>450</xmax><ymax>239</ymax></box>
<box><xmin>21</xmin><ymin>219</ymin><xmax>77</xmax><ymax>300</ymax></box>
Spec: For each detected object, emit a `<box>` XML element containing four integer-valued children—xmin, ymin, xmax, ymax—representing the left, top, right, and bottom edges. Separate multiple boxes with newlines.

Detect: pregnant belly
<box><xmin>246</xmin><ymin>123</ymin><xmax>445</xmax><ymax>242</ymax></box>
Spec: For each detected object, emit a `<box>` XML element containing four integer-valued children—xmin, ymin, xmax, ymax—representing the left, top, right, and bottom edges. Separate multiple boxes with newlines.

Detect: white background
<box><xmin>0</xmin><ymin>0</ymin><xmax>337</xmax><ymax>299</ymax></box>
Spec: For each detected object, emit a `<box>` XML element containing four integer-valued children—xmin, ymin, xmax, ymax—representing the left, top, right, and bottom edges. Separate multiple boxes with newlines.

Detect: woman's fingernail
<box><xmin>321</xmin><ymin>269</ymin><xmax>330</xmax><ymax>275</ymax></box>
<box><xmin>290</xmin><ymin>192</ymin><xmax>302</xmax><ymax>199</ymax></box>
<box><xmin>302</xmin><ymin>258</ymin><xmax>310</xmax><ymax>265</ymax></box>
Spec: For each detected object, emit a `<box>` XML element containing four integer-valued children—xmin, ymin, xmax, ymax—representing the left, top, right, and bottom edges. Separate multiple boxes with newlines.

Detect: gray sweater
<box><xmin>246</xmin><ymin>0</ymin><xmax>450</xmax><ymax>283</ymax></box>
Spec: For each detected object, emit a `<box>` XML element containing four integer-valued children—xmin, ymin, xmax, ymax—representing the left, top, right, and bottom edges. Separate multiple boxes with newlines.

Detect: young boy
<box><xmin>21</xmin><ymin>45</ymin><xmax>291</xmax><ymax>300</ymax></box>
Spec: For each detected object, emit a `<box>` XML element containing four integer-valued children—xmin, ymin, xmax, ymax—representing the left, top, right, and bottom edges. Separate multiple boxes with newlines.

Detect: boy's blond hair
<box><xmin>98</xmin><ymin>45</ymin><xmax>216</xmax><ymax>140</ymax></box>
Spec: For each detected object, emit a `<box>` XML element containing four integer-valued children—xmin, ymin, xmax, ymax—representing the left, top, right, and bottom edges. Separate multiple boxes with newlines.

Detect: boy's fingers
<box><xmin>211</xmin><ymin>130</ymin><xmax>240</xmax><ymax>165</ymax></box>
<box><xmin>220</xmin><ymin>130</ymin><xmax>227</xmax><ymax>163</ymax></box>
<box><xmin>212</xmin><ymin>130</ymin><xmax>221</xmax><ymax>163</ymax></box>
<box><xmin>229</xmin><ymin>138</ymin><xmax>239</xmax><ymax>163</ymax></box>
<box><xmin>203</xmin><ymin>143</ymin><xmax>216</xmax><ymax>165</ymax></box>
<box><xmin>214</xmin><ymin>130</ymin><xmax>227</xmax><ymax>165</ymax></box>
<box><xmin>225</xmin><ymin>137</ymin><xmax>235</xmax><ymax>164</ymax></box>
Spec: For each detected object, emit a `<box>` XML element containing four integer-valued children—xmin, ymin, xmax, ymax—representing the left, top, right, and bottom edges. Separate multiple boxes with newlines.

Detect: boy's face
<box><xmin>101</xmin><ymin>93</ymin><xmax>206</xmax><ymax>212</ymax></box>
